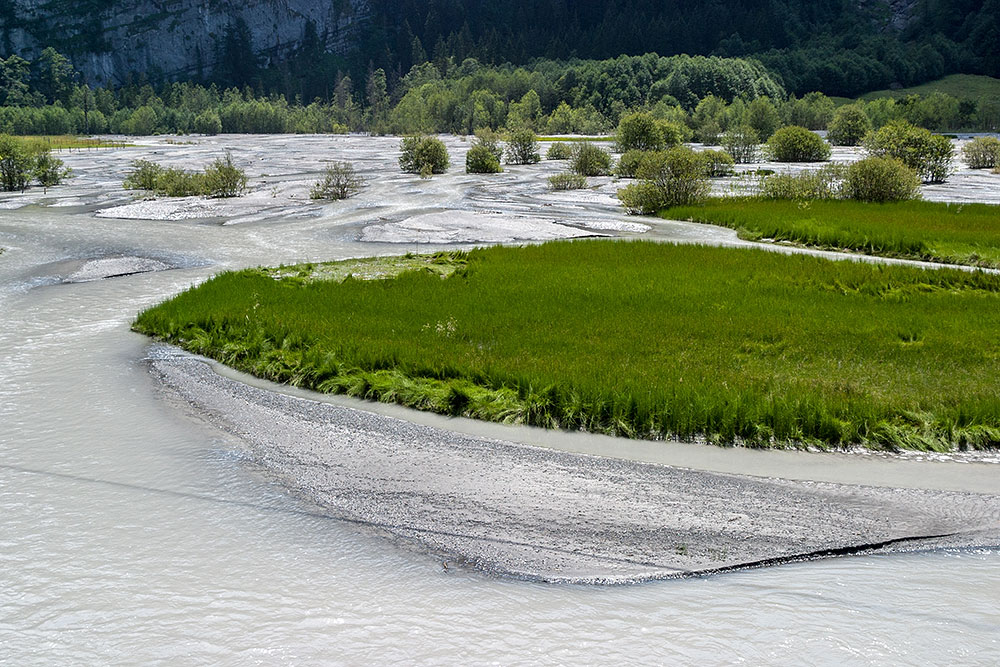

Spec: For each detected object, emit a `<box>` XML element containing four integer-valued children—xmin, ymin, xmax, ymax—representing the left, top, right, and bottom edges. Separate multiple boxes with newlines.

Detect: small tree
<box><xmin>473</xmin><ymin>128</ymin><xmax>504</xmax><ymax>163</ymax></box>
<box><xmin>962</xmin><ymin>136</ymin><xmax>1000</xmax><ymax>169</ymax></box>
<box><xmin>843</xmin><ymin>157</ymin><xmax>921</xmax><ymax>203</ymax></box>
<box><xmin>33</xmin><ymin>150</ymin><xmax>70</xmax><ymax>189</ymax></box>
<box><xmin>765</xmin><ymin>126</ymin><xmax>832</xmax><ymax>162</ymax></box>
<box><xmin>618</xmin><ymin>146</ymin><xmax>710</xmax><ymax>214</ymax></box>
<box><xmin>699</xmin><ymin>149</ymin><xmax>735</xmax><ymax>176</ymax></box>
<box><xmin>616</xmin><ymin>111</ymin><xmax>662</xmax><ymax>152</ymax></box>
<box><xmin>614</xmin><ymin>149</ymin><xmax>647</xmax><ymax>178</ymax></box>
<box><xmin>548</xmin><ymin>172</ymin><xmax>587</xmax><ymax>190</ymax></box>
<box><xmin>722</xmin><ymin>124</ymin><xmax>760</xmax><ymax>163</ymax></box>
<box><xmin>399</xmin><ymin>135</ymin><xmax>450</xmax><ymax>174</ymax></box>
<box><xmin>203</xmin><ymin>151</ymin><xmax>248</xmax><ymax>198</ymax></box>
<box><xmin>123</xmin><ymin>159</ymin><xmax>164</xmax><ymax>191</ymax></box>
<box><xmin>311</xmin><ymin>161</ymin><xmax>364</xmax><ymax>199</ymax></box>
<box><xmin>826</xmin><ymin>104</ymin><xmax>871</xmax><ymax>146</ymax></box>
<box><xmin>570</xmin><ymin>142</ymin><xmax>612</xmax><ymax>176</ymax></box>
<box><xmin>194</xmin><ymin>111</ymin><xmax>223</xmax><ymax>135</ymax></box>
<box><xmin>0</xmin><ymin>134</ymin><xmax>33</xmax><ymax>192</ymax></box>
<box><xmin>504</xmin><ymin>128</ymin><xmax>540</xmax><ymax>165</ymax></box>
<box><xmin>863</xmin><ymin>120</ymin><xmax>953</xmax><ymax>183</ymax></box>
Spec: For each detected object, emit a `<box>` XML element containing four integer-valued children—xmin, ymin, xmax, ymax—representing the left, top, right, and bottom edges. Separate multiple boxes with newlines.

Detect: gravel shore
<box><xmin>148</xmin><ymin>345</ymin><xmax>1000</xmax><ymax>584</ymax></box>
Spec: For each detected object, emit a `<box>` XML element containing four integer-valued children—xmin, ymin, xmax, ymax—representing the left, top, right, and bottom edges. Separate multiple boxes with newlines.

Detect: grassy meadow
<box><xmin>12</xmin><ymin>135</ymin><xmax>129</xmax><ymax>151</ymax></box>
<box><xmin>859</xmin><ymin>74</ymin><xmax>1000</xmax><ymax>101</ymax></box>
<box><xmin>135</xmin><ymin>241</ymin><xmax>1000</xmax><ymax>451</ymax></box>
<box><xmin>663</xmin><ymin>199</ymin><xmax>1000</xmax><ymax>268</ymax></box>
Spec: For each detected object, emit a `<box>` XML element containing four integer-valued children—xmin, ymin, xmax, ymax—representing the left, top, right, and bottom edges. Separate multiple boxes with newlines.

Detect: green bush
<box><xmin>842</xmin><ymin>157</ymin><xmax>922</xmax><ymax>203</ymax></box>
<box><xmin>153</xmin><ymin>168</ymin><xmax>205</xmax><ymax>197</ymax></box>
<box><xmin>721</xmin><ymin>125</ymin><xmax>760</xmax><ymax>163</ymax></box>
<box><xmin>399</xmin><ymin>135</ymin><xmax>450</xmax><ymax>174</ymax></box>
<box><xmin>465</xmin><ymin>144</ymin><xmax>503</xmax><ymax>173</ymax></box>
<box><xmin>548</xmin><ymin>172</ymin><xmax>588</xmax><ymax>190</ymax></box>
<box><xmin>962</xmin><ymin>136</ymin><xmax>1000</xmax><ymax>169</ymax></box>
<box><xmin>194</xmin><ymin>111</ymin><xmax>222</xmax><ymax>135</ymax></box>
<box><xmin>570</xmin><ymin>142</ymin><xmax>612</xmax><ymax>176</ymax></box>
<box><xmin>203</xmin><ymin>152</ymin><xmax>248</xmax><ymax>198</ymax></box>
<box><xmin>33</xmin><ymin>151</ymin><xmax>70</xmax><ymax>188</ymax></box>
<box><xmin>657</xmin><ymin>120</ymin><xmax>688</xmax><ymax>147</ymax></box>
<box><xmin>614</xmin><ymin>149</ymin><xmax>647</xmax><ymax>178</ymax></box>
<box><xmin>766</xmin><ymin>126</ymin><xmax>832</xmax><ymax>162</ymax></box>
<box><xmin>123</xmin><ymin>159</ymin><xmax>164</xmax><ymax>191</ymax></box>
<box><xmin>311</xmin><ymin>161</ymin><xmax>364</xmax><ymax>199</ymax></box>
<box><xmin>616</xmin><ymin>111</ymin><xmax>662</xmax><ymax>152</ymax></box>
<box><xmin>504</xmin><ymin>128</ymin><xmax>540</xmax><ymax>165</ymax></box>
<box><xmin>695</xmin><ymin>119</ymin><xmax>722</xmax><ymax>145</ymax></box>
<box><xmin>619</xmin><ymin>145</ymin><xmax>710</xmax><ymax>214</ymax></box>
<box><xmin>826</xmin><ymin>104</ymin><xmax>871</xmax><ymax>146</ymax></box>
<box><xmin>759</xmin><ymin>164</ymin><xmax>846</xmax><ymax>200</ymax></box>
<box><xmin>863</xmin><ymin>120</ymin><xmax>953</xmax><ymax>183</ymax></box>
<box><xmin>546</xmin><ymin>142</ymin><xmax>573</xmax><ymax>160</ymax></box>
<box><xmin>0</xmin><ymin>134</ymin><xmax>33</xmax><ymax>192</ymax></box>
<box><xmin>473</xmin><ymin>128</ymin><xmax>504</xmax><ymax>163</ymax></box>
<box><xmin>699</xmin><ymin>149</ymin><xmax>735</xmax><ymax>176</ymax></box>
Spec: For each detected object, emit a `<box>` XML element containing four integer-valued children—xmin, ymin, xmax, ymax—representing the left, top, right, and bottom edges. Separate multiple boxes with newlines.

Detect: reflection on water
<box><xmin>1</xmin><ymin>154</ymin><xmax>999</xmax><ymax>664</ymax></box>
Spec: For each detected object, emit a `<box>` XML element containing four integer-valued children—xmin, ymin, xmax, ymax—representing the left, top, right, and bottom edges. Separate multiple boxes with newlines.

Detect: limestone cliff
<box><xmin>1</xmin><ymin>0</ymin><xmax>369</xmax><ymax>85</ymax></box>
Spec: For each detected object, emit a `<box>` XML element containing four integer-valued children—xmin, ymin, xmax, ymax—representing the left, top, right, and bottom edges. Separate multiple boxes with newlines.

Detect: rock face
<box><xmin>1</xmin><ymin>0</ymin><xmax>369</xmax><ymax>85</ymax></box>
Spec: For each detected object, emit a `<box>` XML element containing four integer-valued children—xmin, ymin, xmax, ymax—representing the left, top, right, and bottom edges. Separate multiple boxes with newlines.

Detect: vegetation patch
<box><xmin>663</xmin><ymin>199</ymin><xmax>1000</xmax><ymax>268</ymax></box>
<box><xmin>134</xmin><ymin>242</ymin><xmax>1000</xmax><ymax>451</ymax></box>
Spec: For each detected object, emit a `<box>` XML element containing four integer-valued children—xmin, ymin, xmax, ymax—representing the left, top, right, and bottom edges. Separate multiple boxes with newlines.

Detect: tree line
<box><xmin>1</xmin><ymin>48</ymin><xmax>999</xmax><ymax>138</ymax></box>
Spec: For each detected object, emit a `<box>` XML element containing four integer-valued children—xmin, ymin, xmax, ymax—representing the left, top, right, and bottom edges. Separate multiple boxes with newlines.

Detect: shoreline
<box><xmin>147</xmin><ymin>344</ymin><xmax>1000</xmax><ymax>584</ymax></box>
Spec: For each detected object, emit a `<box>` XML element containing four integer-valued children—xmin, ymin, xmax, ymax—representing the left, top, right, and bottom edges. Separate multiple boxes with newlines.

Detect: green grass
<box><xmin>859</xmin><ymin>74</ymin><xmax>1000</xmax><ymax>101</ymax></box>
<box><xmin>663</xmin><ymin>199</ymin><xmax>1000</xmax><ymax>268</ymax></box>
<box><xmin>14</xmin><ymin>135</ymin><xmax>130</xmax><ymax>150</ymax></box>
<box><xmin>538</xmin><ymin>136</ymin><xmax>614</xmax><ymax>142</ymax></box>
<box><xmin>134</xmin><ymin>241</ymin><xmax>1000</xmax><ymax>451</ymax></box>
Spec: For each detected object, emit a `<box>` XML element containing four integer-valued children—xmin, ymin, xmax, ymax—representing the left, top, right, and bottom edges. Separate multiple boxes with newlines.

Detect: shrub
<box><xmin>399</xmin><ymin>135</ymin><xmax>450</xmax><ymax>174</ymax></box>
<box><xmin>33</xmin><ymin>151</ymin><xmax>70</xmax><ymax>188</ymax></box>
<box><xmin>962</xmin><ymin>136</ymin><xmax>1000</xmax><ymax>169</ymax></box>
<box><xmin>465</xmin><ymin>144</ymin><xmax>503</xmax><ymax>173</ymax></box>
<box><xmin>203</xmin><ymin>151</ymin><xmax>248</xmax><ymax>198</ymax></box>
<box><xmin>548</xmin><ymin>172</ymin><xmax>588</xmax><ymax>190</ymax></box>
<box><xmin>745</xmin><ymin>97</ymin><xmax>781</xmax><ymax>141</ymax></box>
<box><xmin>722</xmin><ymin>125</ymin><xmax>760</xmax><ymax>163</ymax></box>
<box><xmin>863</xmin><ymin>120</ymin><xmax>953</xmax><ymax>183</ymax></box>
<box><xmin>699</xmin><ymin>149</ymin><xmax>735</xmax><ymax>177</ymax></box>
<box><xmin>504</xmin><ymin>128</ymin><xmax>540</xmax><ymax>165</ymax></box>
<box><xmin>616</xmin><ymin>111</ymin><xmax>662</xmax><ymax>152</ymax></box>
<box><xmin>759</xmin><ymin>164</ymin><xmax>846</xmax><ymax>200</ymax></box>
<box><xmin>194</xmin><ymin>111</ymin><xmax>222</xmax><ymax>135</ymax></box>
<box><xmin>826</xmin><ymin>104</ymin><xmax>871</xmax><ymax>146</ymax></box>
<box><xmin>123</xmin><ymin>159</ymin><xmax>164</xmax><ymax>191</ymax></box>
<box><xmin>153</xmin><ymin>168</ymin><xmax>205</xmax><ymax>197</ymax></box>
<box><xmin>614</xmin><ymin>149</ymin><xmax>647</xmax><ymax>178</ymax></box>
<box><xmin>842</xmin><ymin>157</ymin><xmax>921</xmax><ymax>203</ymax></box>
<box><xmin>766</xmin><ymin>126</ymin><xmax>832</xmax><ymax>162</ymax></box>
<box><xmin>695</xmin><ymin>120</ymin><xmax>722</xmax><ymax>145</ymax></box>
<box><xmin>570</xmin><ymin>142</ymin><xmax>612</xmax><ymax>176</ymax></box>
<box><xmin>311</xmin><ymin>161</ymin><xmax>364</xmax><ymax>199</ymax></box>
<box><xmin>618</xmin><ymin>145</ymin><xmax>710</xmax><ymax>214</ymax></box>
<box><xmin>0</xmin><ymin>134</ymin><xmax>33</xmax><ymax>192</ymax></box>
<box><xmin>473</xmin><ymin>128</ymin><xmax>504</xmax><ymax>163</ymax></box>
<box><xmin>546</xmin><ymin>142</ymin><xmax>572</xmax><ymax>160</ymax></box>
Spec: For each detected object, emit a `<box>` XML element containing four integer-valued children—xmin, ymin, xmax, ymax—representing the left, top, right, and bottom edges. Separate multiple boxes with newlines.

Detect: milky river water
<box><xmin>2</xmin><ymin>138</ymin><xmax>999</xmax><ymax>664</ymax></box>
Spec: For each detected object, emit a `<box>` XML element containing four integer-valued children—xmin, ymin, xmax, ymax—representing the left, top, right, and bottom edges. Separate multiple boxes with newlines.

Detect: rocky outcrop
<box><xmin>1</xmin><ymin>0</ymin><xmax>370</xmax><ymax>85</ymax></box>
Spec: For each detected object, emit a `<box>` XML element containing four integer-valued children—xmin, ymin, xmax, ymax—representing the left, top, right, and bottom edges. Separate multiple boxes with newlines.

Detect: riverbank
<box><xmin>148</xmin><ymin>345</ymin><xmax>1000</xmax><ymax>584</ymax></box>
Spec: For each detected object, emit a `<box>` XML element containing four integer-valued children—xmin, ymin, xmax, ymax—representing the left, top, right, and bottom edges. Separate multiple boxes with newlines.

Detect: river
<box><xmin>1</xmin><ymin>137</ymin><xmax>998</xmax><ymax>664</ymax></box>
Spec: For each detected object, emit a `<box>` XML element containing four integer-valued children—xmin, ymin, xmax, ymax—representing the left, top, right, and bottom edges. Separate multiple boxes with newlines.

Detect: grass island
<box><xmin>135</xmin><ymin>240</ymin><xmax>1000</xmax><ymax>452</ymax></box>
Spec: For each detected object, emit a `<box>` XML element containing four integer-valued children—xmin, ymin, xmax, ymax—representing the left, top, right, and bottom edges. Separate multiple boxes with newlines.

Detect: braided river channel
<box><xmin>2</xmin><ymin>135</ymin><xmax>998</xmax><ymax>664</ymax></box>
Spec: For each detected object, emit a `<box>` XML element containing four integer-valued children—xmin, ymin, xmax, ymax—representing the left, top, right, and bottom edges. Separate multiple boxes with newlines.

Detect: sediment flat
<box><xmin>148</xmin><ymin>345</ymin><xmax>1000</xmax><ymax>584</ymax></box>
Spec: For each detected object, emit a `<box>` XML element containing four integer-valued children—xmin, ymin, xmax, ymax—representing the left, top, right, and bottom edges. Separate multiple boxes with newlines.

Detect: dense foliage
<box><xmin>765</xmin><ymin>126</ymin><xmax>831</xmax><ymax>162</ymax></box>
